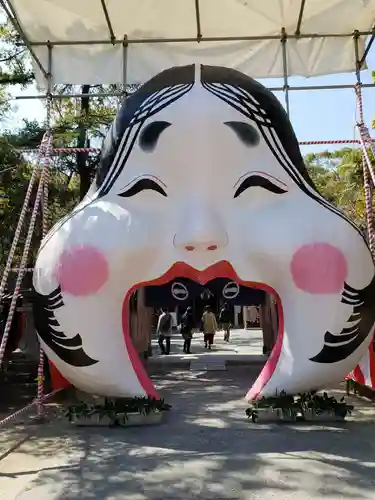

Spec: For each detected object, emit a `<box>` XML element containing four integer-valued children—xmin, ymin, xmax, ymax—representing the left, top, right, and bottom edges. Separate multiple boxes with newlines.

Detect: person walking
<box><xmin>156</xmin><ymin>308</ymin><xmax>172</xmax><ymax>355</ymax></box>
<box><xmin>201</xmin><ymin>305</ymin><xmax>217</xmax><ymax>350</ymax></box>
<box><xmin>219</xmin><ymin>302</ymin><xmax>231</xmax><ymax>342</ymax></box>
<box><xmin>180</xmin><ymin>306</ymin><xmax>194</xmax><ymax>354</ymax></box>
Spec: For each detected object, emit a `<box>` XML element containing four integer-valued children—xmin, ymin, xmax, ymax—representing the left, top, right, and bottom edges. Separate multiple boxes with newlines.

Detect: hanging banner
<box><xmin>144</xmin><ymin>278</ymin><xmax>265</xmax><ymax>308</ymax></box>
<box><xmin>144</xmin><ymin>278</ymin><xmax>202</xmax><ymax>308</ymax></box>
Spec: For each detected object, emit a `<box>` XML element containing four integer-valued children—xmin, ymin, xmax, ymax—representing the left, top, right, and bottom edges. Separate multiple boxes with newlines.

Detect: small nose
<box><xmin>174</xmin><ymin>204</ymin><xmax>228</xmax><ymax>252</ymax></box>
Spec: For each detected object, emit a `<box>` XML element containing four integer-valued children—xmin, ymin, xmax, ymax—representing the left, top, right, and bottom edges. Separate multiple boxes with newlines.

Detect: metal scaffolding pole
<box><xmin>354</xmin><ymin>30</ymin><xmax>362</xmax><ymax>85</ymax></box>
<box><xmin>358</xmin><ymin>33</ymin><xmax>375</xmax><ymax>71</ymax></box>
<box><xmin>47</xmin><ymin>43</ymin><xmax>53</xmax><ymax>95</ymax></box>
<box><xmin>194</xmin><ymin>0</ymin><xmax>202</xmax><ymax>41</ymax></box>
<box><xmin>281</xmin><ymin>28</ymin><xmax>290</xmax><ymax>116</ymax></box>
<box><xmin>122</xmin><ymin>35</ymin><xmax>128</xmax><ymax>100</ymax></box>
<box><xmin>14</xmin><ymin>91</ymin><xmax>125</xmax><ymax>100</ymax></box>
<box><xmin>11</xmin><ymin>82</ymin><xmax>375</xmax><ymax>102</ymax></box>
<box><xmin>295</xmin><ymin>0</ymin><xmax>306</xmax><ymax>36</ymax></box>
<box><xmin>268</xmin><ymin>82</ymin><xmax>375</xmax><ymax>92</ymax></box>
<box><xmin>16</xmin><ymin>30</ymin><xmax>375</xmax><ymax>47</ymax></box>
<box><xmin>100</xmin><ymin>0</ymin><xmax>116</xmax><ymax>44</ymax></box>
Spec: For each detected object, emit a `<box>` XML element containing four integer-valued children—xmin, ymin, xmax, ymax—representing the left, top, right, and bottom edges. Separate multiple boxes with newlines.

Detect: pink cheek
<box><xmin>290</xmin><ymin>243</ymin><xmax>348</xmax><ymax>294</ymax></box>
<box><xmin>56</xmin><ymin>246</ymin><xmax>109</xmax><ymax>296</ymax></box>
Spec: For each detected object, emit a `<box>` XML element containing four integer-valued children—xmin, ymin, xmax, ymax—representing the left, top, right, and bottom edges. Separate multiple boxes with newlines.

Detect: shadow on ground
<box><xmin>2</xmin><ymin>369</ymin><xmax>375</xmax><ymax>499</ymax></box>
<box><xmin>150</xmin><ymin>329</ymin><xmax>264</xmax><ymax>357</ymax></box>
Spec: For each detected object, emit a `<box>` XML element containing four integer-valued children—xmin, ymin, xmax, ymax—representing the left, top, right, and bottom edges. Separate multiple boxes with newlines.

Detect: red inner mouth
<box><xmin>122</xmin><ymin>260</ymin><xmax>284</xmax><ymax>401</ymax></box>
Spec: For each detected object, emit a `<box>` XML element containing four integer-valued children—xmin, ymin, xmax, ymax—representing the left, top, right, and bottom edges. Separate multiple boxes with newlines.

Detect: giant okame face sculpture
<box><xmin>33</xmin><ymin>65</ymin><xmax>375</xmax><ymax>399</ymax></box>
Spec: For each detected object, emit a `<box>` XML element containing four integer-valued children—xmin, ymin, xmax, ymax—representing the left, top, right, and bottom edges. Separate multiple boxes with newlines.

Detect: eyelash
<box><xmin>234</xmin><ymin>175</ymin><xmax>287</xmax><ymax>199</ymax></box>
<box><xmin>118</xmin><ymin>178</ymin><xmax>167</xmax><ymax>198</ymax></box>
<box><xmin>118</xmin><ymin>174</ymin><xmax>286</xmax><ymax>199</ymax></box>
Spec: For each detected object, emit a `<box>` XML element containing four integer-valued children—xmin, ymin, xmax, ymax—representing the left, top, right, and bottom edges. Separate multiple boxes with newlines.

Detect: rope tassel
<box><xmin>355</xmin><ymin>83</ymin><xmax>375</xmax><ymax>258</ymax></box>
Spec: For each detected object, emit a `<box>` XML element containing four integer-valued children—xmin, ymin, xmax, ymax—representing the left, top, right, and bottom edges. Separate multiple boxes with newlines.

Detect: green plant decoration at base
<box><xmin>66</xmin><ymin>396</ymin><xmax>171</xmax><ymax>425</ymax></box>
<box><xmin>246</xmin><ymin>390</ymin><xmax>353</xmax><ymax>423</ymax></box>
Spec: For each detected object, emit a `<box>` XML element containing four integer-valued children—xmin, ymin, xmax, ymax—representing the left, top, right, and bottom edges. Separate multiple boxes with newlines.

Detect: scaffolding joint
<box><xmin>280</xmin><ymin>27</ymin><xmax>287</xmax><ymax>43</ymax></box>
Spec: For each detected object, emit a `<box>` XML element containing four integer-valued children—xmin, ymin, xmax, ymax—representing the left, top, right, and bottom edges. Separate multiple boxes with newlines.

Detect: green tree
<box><xmin>0</xmin><ymin>16</ymin><xmax>34</xmax><ymax>86</ymax></box>
<box><xmin>0</xmin><ymin>9</ymin><xmax>122</xmax><ymax>200</ymax></box>
<box><xmin>306</xmin><ymin>147</ymin><xmax>372</xmax><ymax>231</ymax></box>
<box><xmin>0</xmin><ymin>125</ymin><xmax>80</xmax><ymax>272</ymax></box>
<box><xmin>51</xmin><ymin>85</ymin><xmax>119</xmax><ymax>199</ymax></box>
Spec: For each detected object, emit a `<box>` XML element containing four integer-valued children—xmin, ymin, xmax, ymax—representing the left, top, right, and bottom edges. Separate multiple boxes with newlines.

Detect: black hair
<box><xmin>48</xmin><ymin>64</ymin><xmax>367</xmax><ymax>251</ymax></box>
<box><xmin>200</xmin><ymin>65</ymin><xmax>314</xmax><ymax>188</ymax></box>
<box><xmin>96</xmin><ymin>65</ymin><xmax>195</xmax><ymax>196</ymax></box>
<box><xmin>199</xmin><ymin>65</ymin><xmax>366</xmax><ymax>243</ymax></box>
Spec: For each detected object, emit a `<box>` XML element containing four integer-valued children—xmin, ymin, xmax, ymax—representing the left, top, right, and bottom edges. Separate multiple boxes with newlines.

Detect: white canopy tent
<box><xmin>3</xmin><ymin>0</ymin><xmax>375</xmax><ymax>90</ymax></box>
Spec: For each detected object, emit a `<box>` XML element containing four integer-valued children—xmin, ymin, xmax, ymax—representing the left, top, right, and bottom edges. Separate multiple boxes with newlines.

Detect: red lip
<box><xmin>122</xmin><ymin>260</ymin><xmax>284</xmax><ymax>400</ymax></box>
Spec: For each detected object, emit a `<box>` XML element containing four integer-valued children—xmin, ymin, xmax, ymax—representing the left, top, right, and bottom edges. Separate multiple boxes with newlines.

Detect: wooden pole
<box><xmin>269</xmin><ymin>296</ymin><xmax>279</xmax><ymax>346</ymax></box>
<box><xmin>261</xmin><ymin>293</ymin><xmax>275</xmax><ymax>355</ymax></box>
<box><xmin>129</xmin><ymin>289</ymin><xmax>153</xmax><ymax>358</ymax></box>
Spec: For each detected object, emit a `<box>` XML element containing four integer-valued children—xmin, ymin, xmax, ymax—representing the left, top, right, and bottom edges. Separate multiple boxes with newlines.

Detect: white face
<box><xmin>34</xmin><ymin>68</ymin><xmax>375</xmax><ymax>399</ymax></box>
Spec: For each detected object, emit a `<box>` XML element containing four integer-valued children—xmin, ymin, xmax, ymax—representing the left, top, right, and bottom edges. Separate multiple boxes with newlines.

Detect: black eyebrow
<box><xmin>223</xmin><ymin>121</ymin><xmax>260</xmax><ymax>146</ymax></box>
<box><xmin>139</xmin><ymin>121</ymin><xmax>172</xmax><ymax>152</ymax></box>
<box><xmin>119</xmin><ymin>178</ymin><xmax>167</xmax><ymax>197</ymax></box>
<box><xmin>234</xmin><ymin>175</ymin><xmax>287</xmax><ymax>198</ymax></box>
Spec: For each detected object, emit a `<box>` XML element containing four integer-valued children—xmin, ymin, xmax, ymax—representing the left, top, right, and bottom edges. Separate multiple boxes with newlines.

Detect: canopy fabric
<box><xmin>7</xmin><ymin>0</ymin><xmax>375</xmax><ymax>87</ymax></box>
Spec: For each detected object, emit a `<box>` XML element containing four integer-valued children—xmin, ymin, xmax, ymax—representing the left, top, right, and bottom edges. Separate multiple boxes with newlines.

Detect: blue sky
<box><xmin>6</xmin><ymin>51</ymin><xmax>375</xmax><ymax>156</ymax></box>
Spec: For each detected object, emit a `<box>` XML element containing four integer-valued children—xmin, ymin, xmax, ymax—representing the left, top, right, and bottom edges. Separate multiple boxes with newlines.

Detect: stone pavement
<box><xmin>149</xmin><ymin>328</ymin><xmax>266</xmax><ymax>366</ymax></box>
<box><xmin>1</xmin><ymin>368</ymin><xmax>375</xmax><ymax>500</ymax></box>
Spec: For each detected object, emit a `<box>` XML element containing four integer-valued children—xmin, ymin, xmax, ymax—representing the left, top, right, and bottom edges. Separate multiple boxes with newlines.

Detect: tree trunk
<box><xmin>77</xmin><ymin>84</ymin><xmax>91</xmax><ymax>200</ymax></box>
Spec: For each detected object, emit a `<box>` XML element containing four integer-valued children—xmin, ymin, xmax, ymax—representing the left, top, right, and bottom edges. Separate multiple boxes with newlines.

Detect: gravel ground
<box><xmin>1</xmin><ymin>368</ymin><xmax>375</xmax><ymax>500</ymax></box>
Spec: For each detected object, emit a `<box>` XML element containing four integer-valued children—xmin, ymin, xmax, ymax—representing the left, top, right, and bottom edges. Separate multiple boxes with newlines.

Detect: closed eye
<box><xmin>234</xmin><ymin>174</ymin><xmax>287</xmax><ymax>199</ymax></box>
<box><xmin>118</xmin><ymin>177</ymin><xmax>167</xmax><ymax>198</ymax></box>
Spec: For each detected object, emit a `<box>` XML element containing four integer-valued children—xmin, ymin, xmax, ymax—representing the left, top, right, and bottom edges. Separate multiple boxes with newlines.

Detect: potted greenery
<box><xmin>246</xmin><ymin>391</ymin><xmax>297</xmax><ymax>423</ymax></box>
<box><xmin>115</xmin><ymin>397</ymin><xmax>171</xmax><ymax>427</ymax></box>
<box><xmin>270</xmin><ymin>391</ymin><xmax>300</xmax><ymax>422</ymax></box>
<box><xmin>245</xmin><ymin>401</ymin><xmax>277</xmax><ymax>423</ymax></box>
<box><xmin>246</xmin><ymin>391</ymin><xmax>353</xmax><ymax>424</ymax></box>
<box><xmin>66</xmin><ymin>399</ymin><xmax>117</xmax><ymax>426</ymax></box>
<box><xmin>295</xmin><ymin>392</ymin><xmax>353</xmax><ymax>421</ymax></box>
<box><xmin>66</xmin><ymin>396</ymin><xmax>171</xmax><ymax>427</ymax></box>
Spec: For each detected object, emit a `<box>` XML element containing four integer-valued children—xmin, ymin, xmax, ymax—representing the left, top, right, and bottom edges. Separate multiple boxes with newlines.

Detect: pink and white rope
<box><xmin>35</xmin><ymin>97</ymin><xmax>54</xmax><ymax>419</ymax></box>
<box><xmin>299</xmin><ymin>139</ymin><xmax>373</xmax><ymax>145</ymax></box>
<box><xmin>36</xmin><ymin>144</ymin><xmax>54</xmax><ymax>418</ymax></box>
<box><xmin>355</xmin><ymin>84</ymin><xmax>375</xmax><ymax>258</ymax></box>
<box><xmin>362</xmin><ymin>157</ymin><xmax>375</xmax><ymax>254</ymax></box>
<box><xmin>355</xmin><ymin>85</ymin><xmax>375</xmax><ymax>186</ymax></box>
<box><xmin>0</xmin><ymin>134</ymin><xmax>53</xmax><ymax>369</ymax></box>
<box><xmin>0</xmin><ymin>134</ymin><xmax>48</xmax><ymax>301</ymax></box>
<box><xmin>36</xmin><ymin>128</ymin><xmax>54</xmax><ymax>418</ymax></box>
<box><xmin>9</xmin><ymin>268</ymin><xmax>34</xmax><ymax>272</ymax></box>
<box><xmin>0</xmin><ymin>388</ymin><xmax>62</xmax><ymax>427</ymax></box>
<box><xmin>18</xmin><ymin>147</ymin><xmax>101</xmax><ymax>154</ymax></box>
<box><xmin>13</xmin><ymin>138</ymin><xmax>375</xmax><ymax>156</ymax></box>
<box><xmin>42</xmin><ymin>164</ymin><xmax>50</xmax><ymax>238</ymax></box>
<box><xmin>357</xmin><ymin>126</ymin><xmax>375</xmax><ymax>188</ymax></box>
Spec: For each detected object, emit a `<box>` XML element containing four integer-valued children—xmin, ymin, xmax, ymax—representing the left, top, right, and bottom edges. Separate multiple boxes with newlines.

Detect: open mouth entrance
<box><xmin>122</xmin><ymin>261</ymin><xmax>283</xmax><ymax>401</ymax></box>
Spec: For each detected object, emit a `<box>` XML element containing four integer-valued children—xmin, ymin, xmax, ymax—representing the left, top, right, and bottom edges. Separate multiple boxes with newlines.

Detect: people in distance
<box><xmin>219</xmin><ymin>302</ymin><xmax>231</xmax><ymax>342</ymax></box>
<box><xmin>180</xmin><ymin>305</ymin><xmax>194</xmax><ymax>354</ymax></box>
<box><xmin>201</xmin><ymin>305</ymin><xmax>217</xmax><ymax>350</ymax></box>
<box><xmin>157</xmin><ymin>308</ymin><xmax>172</xmax><ymax>355</ymax></box>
